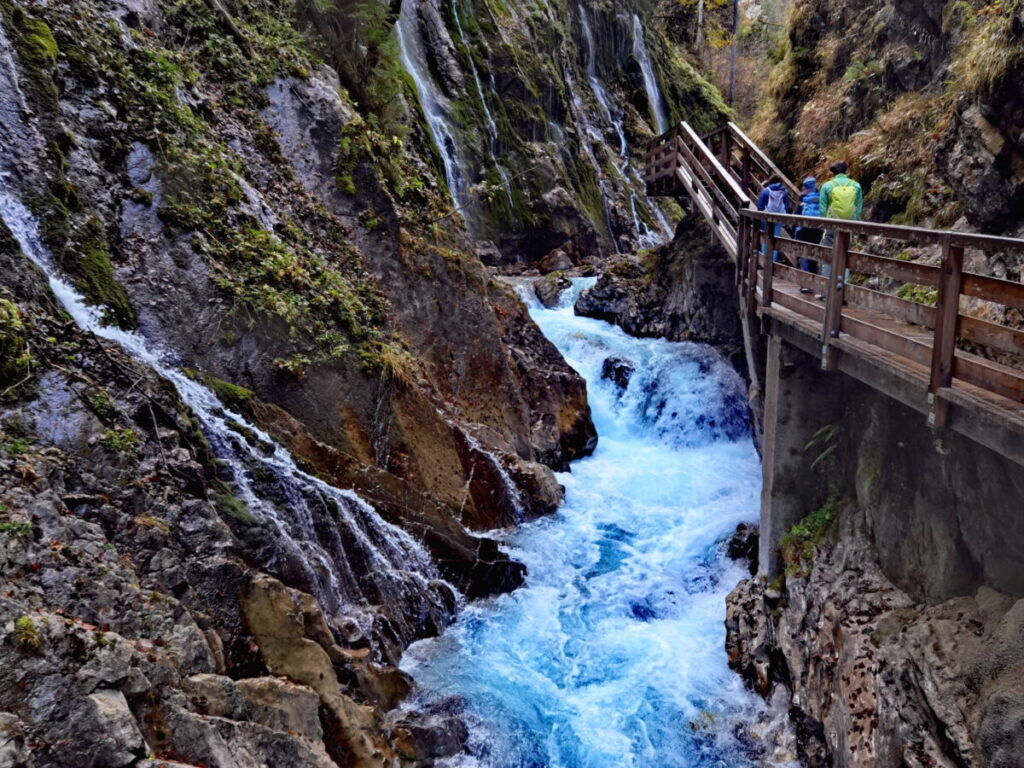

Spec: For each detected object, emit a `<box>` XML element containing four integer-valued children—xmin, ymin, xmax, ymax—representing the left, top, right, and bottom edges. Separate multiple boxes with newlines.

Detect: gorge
<box><xmin>1</xmin><ymin>0</ymin><xmax>1023</xmax><ymax>767</ymax></box>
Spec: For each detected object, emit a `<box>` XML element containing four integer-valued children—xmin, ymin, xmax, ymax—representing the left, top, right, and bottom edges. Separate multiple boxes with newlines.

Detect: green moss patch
<box><xmin>184</xmin><ymin>368</ymin><xmax>255</xmax><ymax>411</ymax></box>
<box><xmin>780</xmin><ymin>497</ymin><xmax>840</xmax><ymax>577</ymax></box>
<box><xmin>70</xmin><ymin>218</ymin><xmax>137</xmax><ymax>329</ymax></box>
<box><xmin>0</xmin><ymin>299</ymin><xmax>35</xmax><ymax>399</ymax></box>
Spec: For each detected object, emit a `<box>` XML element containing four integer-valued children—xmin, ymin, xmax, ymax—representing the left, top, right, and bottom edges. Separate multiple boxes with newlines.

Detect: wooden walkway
<box><xmin>645</xmin><ymin>122</ymin><xmax>1024</xmax><ymax>466</ymax></box>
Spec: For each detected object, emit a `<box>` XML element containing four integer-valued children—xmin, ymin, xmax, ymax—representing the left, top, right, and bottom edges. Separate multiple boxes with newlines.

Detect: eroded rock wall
<box><xmin>574</xmin><ymin>212</ymin><xmax>745</xmax><ymax>362</ymax></box>
<box><xmin>728</xmin><ymin>339</ymin><xmax>1024</xmax><ymax>767</ymax></box>
<box><xmin>0</xmin><ymin>0</ymin><xmax>615</xmax><ymax>764</ymax></box>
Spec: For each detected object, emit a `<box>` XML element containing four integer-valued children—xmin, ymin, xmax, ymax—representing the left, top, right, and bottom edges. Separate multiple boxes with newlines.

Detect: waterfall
<box><xmin>396</xmin><ymin>2</ymin><xmax>470</xmax><ymax>215</ymax></box>
<box><xmin>577</xmin><ymin>5</ymin><xmax>627</xmax><ymax>158</ymax></box>
<box><xmin>632</xmin><ymin>14</ymin><xmax>669</xmax><ymax>134</ymax></box>
<box><xmin>0</xmin><ymin>182</ymin><xmax>457</xmax><ymax>643</ymax></box>
<box><xmin>403</xmin><ymin>280</ymin><xmax>778</xmax><ymax>766</ymax></box>
<box><xmin>575</xmin><ymin>6</ymin><xmax>673</xmax><ymax>248</ymax></box>
<box><xmin>450</xmin><ymin>0</ymin><xmax>497</xmax><ymax>150</ymax></box>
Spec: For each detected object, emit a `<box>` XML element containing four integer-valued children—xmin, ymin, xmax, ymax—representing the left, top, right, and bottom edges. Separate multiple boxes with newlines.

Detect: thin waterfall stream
<box><xmin>402</xmin><ymin>279</ymin><xmax>786</xmax><ymax>766</ymax></box>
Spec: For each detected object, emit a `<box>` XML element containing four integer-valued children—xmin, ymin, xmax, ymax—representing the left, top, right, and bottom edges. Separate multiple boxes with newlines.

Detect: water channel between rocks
<box><xmin>402</xmin><ymin>279</ymin><xmax>784</xmax><ymax>767</ymax></box>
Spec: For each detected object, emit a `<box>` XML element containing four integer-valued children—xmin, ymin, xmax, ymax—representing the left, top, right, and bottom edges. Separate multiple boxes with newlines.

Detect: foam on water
<box><xmin>403</xmin><ymin>278</ymin><xmax>769</xmax><ymax>766</ymax></box>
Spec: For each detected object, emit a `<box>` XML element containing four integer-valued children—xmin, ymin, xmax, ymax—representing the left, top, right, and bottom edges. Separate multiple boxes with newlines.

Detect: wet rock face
<box><xmin>0</xmin><ymin>0</ymin><xmax>606</xmax><ymax>764</ymax></box>
<box><xmin>726</xmin><ymin>527</ymin><xmax>1024</xmax><ymax>767</ymax></box>
<box><xmin>575</xmin><ymin>214</ymin><xmax>743</xmax><ymax>359</ymax></box>
<box><xmin>725</xmin><ymin>523</ymin><xmax>759</xmax><ymax>576</ymax></box>
<box><xmin>600</xmin><ymin>356</ymin><xmax>635</xmax><ymax>390</ymax></box>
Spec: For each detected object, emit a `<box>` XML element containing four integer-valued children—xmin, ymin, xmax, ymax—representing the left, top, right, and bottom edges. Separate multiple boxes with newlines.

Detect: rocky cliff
<box><xmin>0</xmin><ymin>0</ymin><xmax>739</xmax><ymax>764</ymax></box>
<box><xmin>724</xmin><ymin>339</ymin><xmax>1024</xmax><ymax>767</ymax></box>
<box><xmin>752</xmin><ymin>0</ymin><xmax>1024</xmax><ymax>241</ymax></box>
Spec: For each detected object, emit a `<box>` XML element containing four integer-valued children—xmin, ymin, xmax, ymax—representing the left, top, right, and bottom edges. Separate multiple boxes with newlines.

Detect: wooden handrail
<box><xmin>643</xmin><ymin>121</ymin><xmax>1024</xmax><ymax>461</ymax></box>
<box><xmin>725</xmin><ymin>122</ymin><xmax>801</xmax><ymax>202</ymax></box>
<box><xmin>679</xmin><ymin>123</ymin><xmax>753</xmax><ymax>208</ymax></box>
<box><xmin>741</xmin><ymin>209</ymin><xmax>1024</xmax><ymax>252</ymax></box>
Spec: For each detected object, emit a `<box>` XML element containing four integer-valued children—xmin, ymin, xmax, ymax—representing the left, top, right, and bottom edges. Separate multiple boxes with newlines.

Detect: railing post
<box><xmin>820</xmin><ymin>229</ymin><xmax>850</xmax><ymax>371</ymax></box>
<box><xmin>736</xmin><ymin>214</ymin><xmax>748</xmax><ymax>287</ymax></box>
<box><xmin>741</xmin><ymin>147</ymin><xmax>751</xmax><ymax>196</ymax></box>
<box><xmin>762</xmin><ymin>224</ymin><xmax>776</xmax><ymax>308</ymax></box>
<box><xmin>748</xmin><ymin>224</ymin><xmax>761</xmax><ymax>311</ymax></box>
<box><xmin>928</xmin><ymin>235</ymin><xmax>964</xmax><ymax>429</ymax></box>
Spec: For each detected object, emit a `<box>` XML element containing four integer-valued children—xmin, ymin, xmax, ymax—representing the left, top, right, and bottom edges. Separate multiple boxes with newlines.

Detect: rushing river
<box><xmin>402</xmin><ymin>280</ymin><xmax>776</xmax><ymax>767</ymax></box>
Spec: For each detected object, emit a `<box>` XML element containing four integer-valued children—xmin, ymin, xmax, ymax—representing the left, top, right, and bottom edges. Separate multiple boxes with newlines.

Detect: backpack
<box><xmin>829</xmin><ymin>179</ymin><xmax>858</xmax><ymax>219</ymax></box>
<box><xmin>766</xmin><ymin>187</ymin><xmax>788</xmax><ymax>214</ymax></box>
<box><xmin>801</xmin><ymin>192</ymin><xmax>821</xmax><ymax>217</ymax></box>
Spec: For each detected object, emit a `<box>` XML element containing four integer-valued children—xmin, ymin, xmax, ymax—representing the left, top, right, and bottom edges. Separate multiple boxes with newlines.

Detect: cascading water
<box><xmin>402</xmin><ymin>278</ymin><xmax>783</xmax><ymax>766</ymax></box>
<box><xmin>632</xmin><ymin>13</ymin><xmax>669</xmax><ymax>135</ymax></box>
<box><xmin>0</xmin><ymin>182</ymin><xmax>457</xmax><ymax>648</ymax></box>
<box><xmin>0</xmin><ymin>23</ymin><xmax>455</xmax><ymax>645</ymax></box>
<box><xmin>576</xmin><ymin>6</ymin><xmax>672</xmax><ymax>248</ymax></box>
<box><xmin>448</xmin><ymin>0</ymin><xmax>516</xmax><ymax>209</ymax></box>
<box><xmin>578</xmin><ymin>5</ymin><xmax>627</xmax><ymax>159</ymax></box>
<box><xmin>397</xmin><ymin>1</ymin><xmax>470</xmax><ymax>215</ymax></box>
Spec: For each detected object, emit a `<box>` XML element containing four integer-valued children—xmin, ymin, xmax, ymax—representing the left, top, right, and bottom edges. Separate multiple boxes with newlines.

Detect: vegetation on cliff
<box><xmin>749</xmin><ymin>0</ymin><xmax>1024</xmax><ymax>232</ymax></box>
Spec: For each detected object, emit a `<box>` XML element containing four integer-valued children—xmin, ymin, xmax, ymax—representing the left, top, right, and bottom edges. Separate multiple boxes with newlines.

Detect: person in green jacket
<box><xmin>819</xmin><ymin>161</ymin><xmax>862</xmax><ymax>284</ymax></box>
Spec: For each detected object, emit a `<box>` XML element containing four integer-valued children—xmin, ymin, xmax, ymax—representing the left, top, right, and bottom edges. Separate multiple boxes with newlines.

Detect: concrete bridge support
<box><xmin>757</xmin><ymin>331</ymin><xmax>1024</xmax><ymax>600</ymax></box>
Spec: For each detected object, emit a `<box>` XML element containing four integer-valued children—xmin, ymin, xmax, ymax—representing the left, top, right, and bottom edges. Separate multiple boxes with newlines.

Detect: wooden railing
<box><xmin>645</xmin><ymin>122</ymin><xmax>752</xmax><ymax>258</ymax></box>
<box><xmin>738</xmin><ymin>210</ymin><xmax>1024</xmax><ymax>428</ymax></box>
<box><xmin>645</xmin><ymin>121</ymin><xmax>1024</xmax><ymax>462</ymax></box>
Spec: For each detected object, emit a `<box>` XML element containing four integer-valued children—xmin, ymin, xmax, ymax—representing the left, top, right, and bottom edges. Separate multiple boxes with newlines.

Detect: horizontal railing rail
<box><xmin>644</xmin><ymin>121</ymin><xmax>1024</xmax><ymax>460</ymax></box>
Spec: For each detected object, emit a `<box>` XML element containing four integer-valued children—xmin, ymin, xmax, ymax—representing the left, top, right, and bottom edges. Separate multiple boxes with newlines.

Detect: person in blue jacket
<box><xmin>794</xmin><ymin>177</ymin><xmax>823</xmax><ymax>278</ymax></box>
<box><xmin>756</xmin><ymin>179</ymin><xmax>790</xmax><ymax>262</ymax></box>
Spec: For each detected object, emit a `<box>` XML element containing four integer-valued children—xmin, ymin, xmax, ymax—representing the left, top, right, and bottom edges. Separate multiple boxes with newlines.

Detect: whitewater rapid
<box><xmin>402</xmin><ymin>279</ymin><xmax>775</xmax><ymax>766</ymax></box>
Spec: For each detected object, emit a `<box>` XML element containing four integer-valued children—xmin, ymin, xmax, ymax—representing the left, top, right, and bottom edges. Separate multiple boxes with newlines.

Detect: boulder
<box><xmin>184</xmin><ymin>674</ymin><xmax>247</xmax><ymax>720</ymax></box>
<box><xmin>235</xmin><ymin>677</ymin><xmax>323</xmax><ymax>742</ymax></box>
<box><xmin>538</xmin><ymin>249</ymin><xmax>573</xmax><ymax>275</ymax></box>
<box><xmin>82</xmin><ymin>689</ymin><xmax>148</xmax><ymax>767</ymax></box>
<box><xmin>389</xmin><ymin>706</ymin><xmax>468</xmax><ymax>762</ymax></box>
<box><xmin>533</xmin><ymin>272</ymin><xmax>572</xmax><ymax>308</ymax></box>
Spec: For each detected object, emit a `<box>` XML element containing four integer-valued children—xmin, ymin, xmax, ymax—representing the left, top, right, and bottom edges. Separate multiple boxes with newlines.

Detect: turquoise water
<box><xmin>402</xmin><ymin>280</ymin><xmax>768</xmax><ymax>767</ymax></box>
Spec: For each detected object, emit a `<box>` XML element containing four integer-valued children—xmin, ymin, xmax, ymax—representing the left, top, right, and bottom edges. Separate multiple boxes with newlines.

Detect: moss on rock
<box><xmin>0</xmin><ymin>299</ymin><xmax>33</xmax><ymax>398</ymax></box>
<box><xmin>70</xmin><ymin>218</ymin><xmax>137</xmax><ymax>329</ymax></box>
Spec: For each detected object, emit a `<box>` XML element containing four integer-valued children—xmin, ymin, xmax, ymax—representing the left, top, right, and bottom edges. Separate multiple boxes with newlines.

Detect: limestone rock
<box><xmin>82</xmin><ymin>689</ymin><xmax>148</xmax><ymax>767</ymax></box>
<box><xmin>538</xmin><ymin>249</ymin><xmax>573</xmax><ymax>275</ymax></box>
<box><xmin>184</xmin><ymin>674</ymin><xmax>247</xmax><ymax>720</ymax></box>
<box><xmin>575</xmin><ymin>214</ymin><xmax>742</xmax><ymax>357</ymax></box>
<box><xmin>235</xmin><ymin>677</ymin><xmax>323</xmax><ymax>742</ymax></box>
<box><xmin>0</xmin><ymin>714</ymin><xmax>32</xmax><ymax>768</ymax></box>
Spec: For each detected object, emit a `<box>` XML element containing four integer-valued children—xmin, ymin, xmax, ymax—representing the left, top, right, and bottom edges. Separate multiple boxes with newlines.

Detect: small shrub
<box><xmin>101</xmin><ymin>428</ymin><xmax>139</xmax><ymax>454</ymax></box>
<box><xmin>897</xmin><ymin>283</ymin><xmax>938</xmax><ymax>306</ymax></box>
<box><xmin>780</xmin><ymin>497</ymin><xmax>840</xmax><ymax>577</ymax></box>
<box><xmin>13</xmin><ymin>616</ymin><xmax>40</xmax><ymax>650</ymax></box>
<box><xmin>0</xmin><ymin>299</ymin><xmax>34</xmax><ymax>397</ymax></box>
<box><xmin>0</xmin><ymin>520</ymin><xmax>33</xmax><ymax>537</ymax></box>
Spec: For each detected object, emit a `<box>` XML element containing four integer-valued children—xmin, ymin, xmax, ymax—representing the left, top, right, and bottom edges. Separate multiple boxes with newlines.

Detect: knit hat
<box><xmin>803</xmin><ymin>176</ymin><xmax>817</xmax><ymax>190</ymax></box>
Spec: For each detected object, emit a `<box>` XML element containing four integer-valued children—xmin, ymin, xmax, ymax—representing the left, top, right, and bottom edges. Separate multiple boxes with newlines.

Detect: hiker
<box><xmin>757</xmin><ymin>178</ymin><xmax>790</xmax><ymax>262</ymax></box>
<box><xmin>794</xmin><ymin>176</ymin><xmax>823</xmax><ymax>272</ymax></box>
<box><xmin>818</xmin><ymin>161</ymin><xmax>862</xmax><ymax>284</ymax></box>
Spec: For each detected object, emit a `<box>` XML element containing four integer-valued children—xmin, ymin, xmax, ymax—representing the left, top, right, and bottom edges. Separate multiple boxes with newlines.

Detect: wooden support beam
<box><xmin>748</xmin><ymin>226</ymin><xmax>761</xmax><ymax>314</ymax></box>
<box><xmin>820</xmin><ymin>231</ymin><xmax>850</xmax><ymax>371</ymax></box>
<box><xmin>928</xmin><ymin>237</ymin><xmax>964</xmax><ymax>428</ymax></box>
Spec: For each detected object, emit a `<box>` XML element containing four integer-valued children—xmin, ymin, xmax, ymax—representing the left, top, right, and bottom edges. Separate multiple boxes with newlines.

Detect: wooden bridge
<box><xmin>645</xmin><ymin>122</ymin><xmax>1024</xmax><ymax>466</ymax></box>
